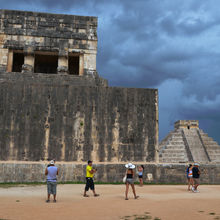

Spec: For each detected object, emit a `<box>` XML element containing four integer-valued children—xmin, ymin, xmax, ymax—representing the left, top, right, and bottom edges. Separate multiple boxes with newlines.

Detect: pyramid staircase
<box><xmin>159</xmin><ymin>129</ymin><xmax>188</xmax><ymax>163</ymax></box>
<box><xmin>159</xmin><ymin>120</ymin><xmax>220</xmax><ymax>164</ymax></box>
<box><xmin>200</xmin><ymin>130</ymin><xmax>220</xmax><ymax>162</ymax></box>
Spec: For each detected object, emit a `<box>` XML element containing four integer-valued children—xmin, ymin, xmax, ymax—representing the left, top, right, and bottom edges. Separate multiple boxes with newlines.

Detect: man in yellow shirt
<box><xmin>83</xmin><ymin>160</ymin><xmax>99</xmax><ymax>197</ymax></box>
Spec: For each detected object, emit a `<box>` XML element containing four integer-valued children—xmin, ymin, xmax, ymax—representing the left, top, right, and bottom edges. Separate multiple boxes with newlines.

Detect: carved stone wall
<box><xmin>0</xmin><ymin>73</ymin><xmax>158</xmax><ymax>162</ymax></box>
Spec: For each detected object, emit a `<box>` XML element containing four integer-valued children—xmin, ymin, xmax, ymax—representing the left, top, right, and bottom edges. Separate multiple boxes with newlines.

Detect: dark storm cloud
<box><xmin>1</xmin><ymin>0</ymin><xmax>220</xmax><ymax>143</ymax></box>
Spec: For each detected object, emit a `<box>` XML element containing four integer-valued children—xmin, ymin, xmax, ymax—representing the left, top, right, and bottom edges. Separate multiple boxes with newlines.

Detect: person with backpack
<box><xmin>192</xmin><ymin>163</ymin><xmax>201</xmax><ymax>193</ymax></box>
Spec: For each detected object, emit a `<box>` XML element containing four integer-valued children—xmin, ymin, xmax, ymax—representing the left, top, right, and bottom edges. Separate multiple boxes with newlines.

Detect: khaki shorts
<box><xmin>193</xmin><ymin>178</ymin><xmax>200</xmax><ymax>185</ymax></box>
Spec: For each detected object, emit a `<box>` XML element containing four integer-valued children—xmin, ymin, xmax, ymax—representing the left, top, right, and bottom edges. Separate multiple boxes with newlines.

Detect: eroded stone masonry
<box><xmin>1</xmin><ymin>10</ymin><xmax>220</xmax><ymax>183</ymax></box>
<box><xmin>0</xmin><ymin>10</ymin><xmax>158</xmax><ymax>163</ymax></box>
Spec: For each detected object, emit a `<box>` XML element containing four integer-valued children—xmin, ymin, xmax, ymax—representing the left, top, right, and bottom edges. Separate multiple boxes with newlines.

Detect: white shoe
<box><xmin>192</xmin><ymin>187</ymin><xmax>195</xmax><ymax>192</ymax></box>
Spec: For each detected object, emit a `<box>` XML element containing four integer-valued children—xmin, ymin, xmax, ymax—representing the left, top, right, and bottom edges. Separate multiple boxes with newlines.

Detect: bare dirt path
<box><xmin>0</xmin><ymin>184</ymin><xmax>219</xmax><ymax>220</ymax></box>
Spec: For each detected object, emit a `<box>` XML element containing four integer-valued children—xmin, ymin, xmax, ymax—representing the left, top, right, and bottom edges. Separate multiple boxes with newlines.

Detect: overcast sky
<box><xmin>1</xmin><ymin>0</ymin><xmax>220</xmax><ymax>143</ymax></box>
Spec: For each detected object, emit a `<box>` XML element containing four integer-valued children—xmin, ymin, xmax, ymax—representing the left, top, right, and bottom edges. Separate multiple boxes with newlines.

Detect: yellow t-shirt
<box><xmin>86</xmin><ymin>165</ymin><xmax>94</xmax><ymax>178</ymax></box>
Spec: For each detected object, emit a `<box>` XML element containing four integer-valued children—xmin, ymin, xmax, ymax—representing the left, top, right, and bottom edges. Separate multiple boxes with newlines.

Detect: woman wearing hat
<box><xmin>124</xmin><ymin>163</ymin><xmax>139</xmax><ymax>200</ymax></box>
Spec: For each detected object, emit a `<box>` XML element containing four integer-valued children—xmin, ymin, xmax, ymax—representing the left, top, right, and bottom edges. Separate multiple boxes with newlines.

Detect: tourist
<box><xmin>125</xmin><ymin>163</ymin><xmax>139</xmax><ymax>200</ymax></box>
<box><xmin>138</xmin><ymin>165</ymin><xmax>144</xmax><ymax>187</ymax></box>
<box><xmin>45</xmin><ymin>160</ymin><xmax>58</xmax><ymax>202</ymax></box>
<box><xmin>83</xmin><ymin>160</ymin><xmax>99</xmax><ymax>197</ymax></box>
<box><xmin>186</xmin><ymin>164</ymin><xmax>193</xmax><ymax>191</ymax></box>
<box><xmin>192</xmin><ymin>163</ymin><xmax>201</xmax><ymax>193</ymax></box>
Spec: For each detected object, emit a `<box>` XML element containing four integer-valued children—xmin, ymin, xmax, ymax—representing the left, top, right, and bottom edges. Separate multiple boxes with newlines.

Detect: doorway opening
<box><xmin>68</xmin><ymin>55</ymin><xmax>79</xmax><ymax>75</ymax></box>
<box><xmin>12</xmin><ymin>52</ymin><xmax>24</xmax><ymax>72</ymax></box>
<box><xmin>34</xmin><ymin>54</ymin><xmax>58</xmax><ymax>74</ymax></box>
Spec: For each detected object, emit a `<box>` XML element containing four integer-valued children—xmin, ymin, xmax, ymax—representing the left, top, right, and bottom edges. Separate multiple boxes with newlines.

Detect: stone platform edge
<box><xmin>1</xmin><ymin>162</ymin><xmax>220</xmax><ymax>184</ymax></box>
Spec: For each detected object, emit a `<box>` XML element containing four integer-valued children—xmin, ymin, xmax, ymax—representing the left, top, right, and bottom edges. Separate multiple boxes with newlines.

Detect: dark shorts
<box><xmin>85</xmin><ymin>178</ymin><xmax>95</xmax><ymax>191</ymax></box>
<box><xmin>138</xmin><ymin>175</ymin><xmax>143</xmax><ymax>179</ymax></box>
<box><xmin>47</xmin><ymin>181</ymin><xmax>57</xmax><ymax>195</ymax></box>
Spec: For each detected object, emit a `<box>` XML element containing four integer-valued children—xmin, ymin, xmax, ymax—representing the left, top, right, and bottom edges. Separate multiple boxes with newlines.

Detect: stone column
<box><xmin>57</xmin><ymin>49</ymin><xmax>68</xmax><ymax>74</ymax></box>
<box><xmin>57</xmin><ymin>40</ymin><xmax>68</xmax><ymax>74</ymax></box>
<box><xmin>79</xmin><ymin>54</ymin><xmax>84</xmax><ymax>76</ymax></box>
<box><xmin>22</xmin><ymin>46</ymin><xmax>35</xmax><ymax>73</ymax></box>
<box><xmin>6</xmin><ymin>50</ymin><xmax>13</xmax><ymax>72</ymax></box>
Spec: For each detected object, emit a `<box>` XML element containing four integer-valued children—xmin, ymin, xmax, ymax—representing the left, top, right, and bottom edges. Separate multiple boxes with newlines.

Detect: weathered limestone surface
<box><xmin>0</xmin><ymin>9</ymin><xmax>98</xmax><ymax>75</ymax></box>
<box><xmin>0</xmin><ymin>10</ymin><xmax>159</xmax><ymax>183</ymax></box>
<box><xmin>0</xmin><ymin>73</ymin><xmax>158</xmax><ymax>163</ymax></box>
<box><xmin>1</xmin><ymin>162</ymin><xmax>220</xmax><ymax>184</ymax></box>
<box><xmin>159</xmin><ymin>120</ymin><xmax>220</xmax><ymax>164</ymax></box>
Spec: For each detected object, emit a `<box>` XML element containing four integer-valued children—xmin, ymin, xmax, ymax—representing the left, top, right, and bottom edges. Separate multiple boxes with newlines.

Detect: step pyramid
<box><xmin>159</xmin><ymin>120</ymin><xmax>220</xmax><ymax>164</ymax></box>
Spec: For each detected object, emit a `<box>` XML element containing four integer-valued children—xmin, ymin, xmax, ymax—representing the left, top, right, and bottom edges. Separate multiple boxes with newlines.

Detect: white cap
<box><xmin>50</xmin><ymin>160</ymin><xmax>55</xmax><ymax>165</ymax></box>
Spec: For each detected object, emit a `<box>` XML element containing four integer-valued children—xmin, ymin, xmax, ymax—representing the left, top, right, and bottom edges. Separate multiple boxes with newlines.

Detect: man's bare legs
<box><xmin>47</xmin><ymin>194</ymin><xmax>56</xmax><ymax>202</ymax></box>
<box><xmin>84</xmin><ymin>189</ymin><xmax>99</xmax><ymax>197</ymax></box>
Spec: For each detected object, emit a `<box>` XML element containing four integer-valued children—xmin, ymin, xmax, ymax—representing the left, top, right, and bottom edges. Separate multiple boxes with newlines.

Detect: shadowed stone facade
<box><xmin>0</xmin><ymin>10</ymin><xmax>159</xmax><ymax>164</ymax></box>
<box><xmin>0</xmin><ymin>73</ymin><xmax>158</xmax><ymax>162</ymax></box>
<box><xmin>1</xmin><ymin>10</ymin><xmax>220</xmax><ymax>184</ymax></box>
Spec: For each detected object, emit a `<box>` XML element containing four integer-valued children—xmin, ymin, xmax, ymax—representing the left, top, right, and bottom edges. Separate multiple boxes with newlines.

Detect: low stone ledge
<box><xmin>1</xmin><ymin>162</ymin><xmax>220</xmax><ymax>184</ymax></box>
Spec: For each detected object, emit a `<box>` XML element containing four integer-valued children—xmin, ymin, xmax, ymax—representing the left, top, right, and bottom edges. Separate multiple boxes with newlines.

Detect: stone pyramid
<box><xmin>159</xmin><ymin>120</ymin><xmax>220</xmax><ymax>164</ymax></box>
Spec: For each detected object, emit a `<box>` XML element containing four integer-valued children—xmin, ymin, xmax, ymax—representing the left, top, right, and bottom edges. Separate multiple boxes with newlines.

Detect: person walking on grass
<box><xmin>138</xmin><ymin>165</ymin><xmax>144</xmax><ymax>187</ymax></box>
<box><xmin>45</xmin><ymin>160</ymin><xmax>58</xmax><ymax>203</ymax></box>
<box><xmin>83</xmin><ymin>160</ymin><xmax>99</xmax><ymax>197</ymax></box>
<box><xmin>186</xmin><ymin>164</ymin><xmax>194</xmax><ymax>191</ymax></box>
<box><xmin>125</xmin><ymin>163</ymin><xmax>139</xmax><ymax>200</ymax></box>
<box><xmin>192</xmin><ymin>163</ymin><xmax>201</xmax><ymax>193</ymax></box>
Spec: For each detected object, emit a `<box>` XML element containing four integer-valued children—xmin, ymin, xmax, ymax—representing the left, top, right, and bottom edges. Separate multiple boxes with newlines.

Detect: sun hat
<box><xmin>50</xmin><ymin>160</ymin><xmax>55</xmax><ymax>165</ymax></box>
<box><xmin>125</xmin><ymin>163</ymin><xmax>135</xmax><ymax>169</ymax></box>
<box><xmin>194</xmin><ymin>163</ymin><xmax>199</xmax><ymax>166</ymax></box>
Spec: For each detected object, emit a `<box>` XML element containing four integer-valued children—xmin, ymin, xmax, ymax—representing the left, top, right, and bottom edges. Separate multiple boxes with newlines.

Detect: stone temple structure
<box><xmin>0</xmin><ymin>10</ymin><xmax>220</xmax><ymax>184</ymax></box>
<box><xmin>0</xmin><ymin>10</ymin><xmax>160</xmax><ymax>182</ymax></box>
<box><xmin>159</xmin><ymin>120</ymin><xmax>220</xmax><ymax>164</ymax></box>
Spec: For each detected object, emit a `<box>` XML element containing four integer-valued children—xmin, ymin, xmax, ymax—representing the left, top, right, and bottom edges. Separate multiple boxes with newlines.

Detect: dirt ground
<box><xmin>0</xmin><ymin>184</ymin><xmax>219</xmax><ymax>220</ymax></box>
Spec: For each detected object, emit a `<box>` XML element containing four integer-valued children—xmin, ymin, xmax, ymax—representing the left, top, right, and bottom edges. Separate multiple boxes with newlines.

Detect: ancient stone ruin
<box><xmin>0</xmin><ymin>10</ymin><xmax>220</xmax><ymax>184</ymax></box>
<box><xmin>159</xmin><ymin>120</ymin><xmax>220</xmax><ymax>164</ymax></box>
<box><xmin>0</xmin><ymin>10</ymin><xmax>158</xmax><ymax>164</ymax></box>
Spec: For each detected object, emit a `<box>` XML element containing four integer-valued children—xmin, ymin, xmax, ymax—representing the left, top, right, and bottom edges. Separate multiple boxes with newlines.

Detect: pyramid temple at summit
<box><xmin>159</xmin><ymin>120</ymin><xmax>220</xmax><ymax>164</ymax></box>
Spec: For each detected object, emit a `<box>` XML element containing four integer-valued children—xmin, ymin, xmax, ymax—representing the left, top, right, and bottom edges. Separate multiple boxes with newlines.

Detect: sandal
<box><xmin>94</xmin><ymin>194</ymin><xmax>99</xmax><ymax>197</ymax></box>
<box><xmin>83</xmin><ymin>194</ymin><xmax>89</xmax><ymax>197</ymax></box>
<box><xmin>135</xmin><ymin>196</ymin><xmax>139</xmax><ymax>199</ymax></box>
<box><xmin>125</xmin><ymin>198</ymin><xmax>128</xmax><ymax>200</ymax></box>
<box><xmin>46</xmin><ymin>200</ymin><xmax>50</xmax><ymax>203</ymax></box>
